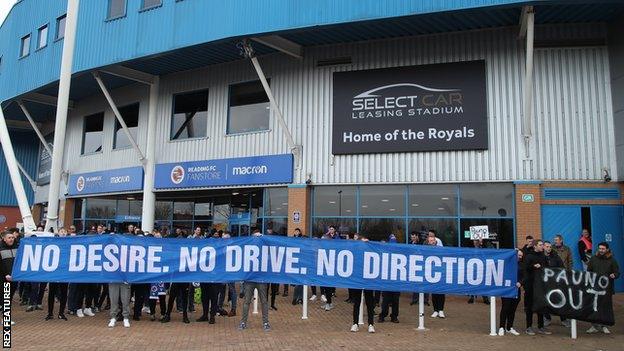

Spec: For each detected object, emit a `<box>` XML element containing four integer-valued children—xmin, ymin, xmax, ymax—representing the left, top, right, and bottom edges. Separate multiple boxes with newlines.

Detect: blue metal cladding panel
<box><xmin>0</xmin><ymin>0</ymin><xmax>67</xmax><ymax>103</ymax></box>
<box><xmin>590</xmin><ymin>206</ymin><xmax>624</xmax><ymax>293</ymax></box>
<box><xmin>1</xmin><ymin>0</ymin><xmax>623</xmax><ymax>104</ymax></box>
<box><xmin>541</xmin><ymin>205</ymin><xmax>583</xmax><ymax>271</ymax></box>
<box><xmin>542</xmin><ymin>188</ymin><xmax>621</xmax><ymax>200</ymax></box>
<box><xmin>0</xmin><ymin>130</ymin><xmax>38</xmax><ymax>206</ymax></box>
<box><xmin>1</xmin><ymin>0</ymin><xmax>531</xmax><ymax>103</ymax></box>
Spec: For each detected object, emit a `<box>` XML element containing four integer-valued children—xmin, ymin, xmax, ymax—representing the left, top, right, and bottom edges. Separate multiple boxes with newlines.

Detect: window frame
<box><xmin>55</xmin><ymin>15</ymin><xmax>66</xmax><ymax>41</ymax></box>
<box><xmin>81</xmin><ymin>112</ymin><xmax>105</xmax><ymax>156</ymax></box>
<box><xmin>169</xmin><ymin>88</ymin><xmax>210</xmax><ymax>142</ymax></box>
<box><xmin>36</xmin><ymin>24</ymin><xmax>49</xmax><ymax>50</ymax></box>
<box><xmin>19</xmin><ymin>34</ymin><xmax>31</xmax><ymax>58</ymax></box>
<box><xmin>226</xmin><ymin>79</ymin><xmax>271</xmax><ymax>136</ymax></box>
<box><xmin>112</xmin><ymin>102</ymin><xmax>141</xmax><ymax>150</ymax></box>
<box><xmin>106</xmin><ymin>0</ymin><xmax>127</xmax><ymax>21</ymax></box>
<box><xmin>140</xmin><ymin>0</ymin><xmax>163</xmax><ymax>11</ymax></box>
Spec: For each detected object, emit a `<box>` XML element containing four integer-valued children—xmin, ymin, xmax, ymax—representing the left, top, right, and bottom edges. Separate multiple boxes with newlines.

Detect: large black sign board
<box><xmin>36</xmin><ymin>134</ymin><xmax>53</xmax><ymax>186</ymax></box>
<box><xmin>533</xmin><ymin>268</ymin><xmax>614</xmax><ymax>326</ymax></box>
<box><xmin>332</xmin><ymin>60</ymin><xmax>488</xmax><ymax>155</ymax></box>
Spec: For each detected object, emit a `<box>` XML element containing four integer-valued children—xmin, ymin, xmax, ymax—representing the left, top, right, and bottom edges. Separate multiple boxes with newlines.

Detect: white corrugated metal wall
<box><xmin>37</xmin><ymin>23</ymin><xmax>615</xmax><ymax>200</ymax></box>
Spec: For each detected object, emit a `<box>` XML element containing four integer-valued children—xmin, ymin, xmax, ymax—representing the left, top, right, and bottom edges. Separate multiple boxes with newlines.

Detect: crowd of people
<box><xmin>0</xmin><ymin>224</ymin><xmax>619</xmax><ymax>336</ymax></box>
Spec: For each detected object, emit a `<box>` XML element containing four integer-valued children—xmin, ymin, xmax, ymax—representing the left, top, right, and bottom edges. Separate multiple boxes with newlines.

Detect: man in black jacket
<box><xmin>0</xmin><ymin>229</ymin><xmax>18</xmax><ymax>299</ymax></box>
<box><xmin>586</xmin><ymin>242</ymin><xmax>620</xmax><ymax>335</ymax></box>
<box><xmin>1</xmin><ymin>229</ymin><xmax>19</xmax><ymax>326</ymax></box>
<box><xmin>543</xmin><ymin>241</ymin><xmax>567</xmax><ymax>327</ymax></box>
<box><xmin>523</xmin><ymin>240</ymin><xmax>552</xmax><ymax>335</ymax></box>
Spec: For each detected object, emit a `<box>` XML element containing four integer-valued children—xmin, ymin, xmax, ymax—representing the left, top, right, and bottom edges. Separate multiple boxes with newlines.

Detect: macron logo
<box><xmin>232</xmin><ymin>165</ymin><xmax>268</xmax><ymax>176</ymax></box>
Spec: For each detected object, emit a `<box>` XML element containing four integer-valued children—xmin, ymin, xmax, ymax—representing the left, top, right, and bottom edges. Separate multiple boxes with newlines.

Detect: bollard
<box><xmin>302</xmin><ymin>285</ymin><xmax>308</xmax><ymax>320</ymax></box>
<box><xmin>418</xmin><ymin>293</ymin><xmax>425</xmax><ymax>330</ymax></box>
<box><xmin>253</xmin><ymin>288</ymin><xmax>258</xmax><ymax>314</ymax></box>
<box><xmin>489</xmin><ymin>296</ymin><xmax>497</xmax><ymax>336</ymax></box>
<box><xmin>358</xmin><ymin>290</ymin><xmax>364</xmax><ymax>325</ymax></box>
<box><xmin>571</xmin><ymin>319</ymin><xmax>577</xmax><ymax>339</ymax></box>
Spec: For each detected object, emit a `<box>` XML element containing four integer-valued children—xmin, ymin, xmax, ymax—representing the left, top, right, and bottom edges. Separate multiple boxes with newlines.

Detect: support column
<box><xmin>141</xmin><ymin>77</ymin><xmax>160</xmax><ymax>232</ymax></box>
<box><xmin>521</xmin><ymin>7</ymin><xmax>535</xmax><ymax>159</ymax></box>
<box><xmin>288</xmin><ymin>185</ymin><xmax>310</xmax><ymax>236</ymax></box>
<box><xmin>44</xmin><ymin>0</ymin><xmax>80</xmax><ymax>232</ymax></box>
<box><xmin>0</xmin><ymin>108</ymin><xmax>36</xmax><ymax>234</ymax></box>
<box><xmin>515</xmin><ymin>182</ymin><xmax>542</xmax><ymax>243</ymax></box>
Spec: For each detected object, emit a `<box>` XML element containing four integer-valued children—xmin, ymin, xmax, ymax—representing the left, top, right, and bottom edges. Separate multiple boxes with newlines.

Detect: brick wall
<box><xmin>0</xmin><ymin>206</ymin><xmax>23</xmax><ymax>231</ymax></box>
<box><xmin>515</xmin><ymin>184</ymin><xmax>542</xmax><ymax>245</ymax></box>
<box><xmin>287</xmin><ymin>186</ymin><xmax>310</xmax><ymax>236</ymax></box>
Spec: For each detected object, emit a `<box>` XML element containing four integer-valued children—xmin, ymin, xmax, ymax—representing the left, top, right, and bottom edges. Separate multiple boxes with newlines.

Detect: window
<box><xmin>86</xmin><ymin>198</ymin><xmax>116</xmax><ymax>219</ymax></box>
<box><xmin>228</xmin><ymin>80</ymin><xmax>270</xmax><ymax>134</ymax></box>
<box><xmin>82</xmin><ymin>112</ymin><xmax>104</xmax><ymax>154</ymax></box>
<box><xmin>108</xmin><ymin>0</ymin><xmax>127</xmax><ymax>20</ymax></box>
<box><xmin>409</xmin><ymin>184</ymin><xmax>457</xmax><ymax>216</ymax></box>
<box><xmin>313</xmin><ymin>186</ymin><xmax>356</xmax><ymax>217</ymax></box>
<box><xmin>311</xmin><ymin>184</ymin><xmax>515</xmax><ymax>247</ymax></box>
<box><xmin>459</xmin><ymin>183</ymin><xmax>513</xmax><ymax>217</ymax></box>
<box><xmin>409</xmin><ymin>218</ymin><xmax>458</xmax><ymax>247</ymax></box>
<box><xmin>20</xmin><ymin>34</ymin><xmax>30</xmax><ymax>58</ymax></box>
<box><xmin>113</xmin><ymin>103</ymin><xmax>139</xmax><ymax>149</ymax></box>
<box><xmin>359</xmin><ymin>185</ymin><xmax>405</xmax><ymax>216</ymax></box>
<box><xmin>141</xmin><ymin>0</ymin><xmax>162</xmax><ymax>10</ymax></box>
<box><xmin>170</xmin><ymin>90</ymin><xmax>208</xmax><ymax>140</ymax></box>
<box><xmin>37</xmin><ymin>25</ymin><xmax>48</xmax><ymax>49</ymax></box>
<box><xmin>55</xmin><ymin>15</ymin><xmax>66</xmax><ymax>40</ymax></box>
<box><xmin>264</xmin><ymin>187</ymin><xmax>288</xmax><ymax>217</ymax></box>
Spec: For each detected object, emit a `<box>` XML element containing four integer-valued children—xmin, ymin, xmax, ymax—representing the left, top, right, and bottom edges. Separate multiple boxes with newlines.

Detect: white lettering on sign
<box><xmin>232</xmin><ymin>165</ymin><xmax>268</xmax><ymax>176</ymax></box>
<box><xmin>110</xmin><ymin>176</ymin><xmax>130</xmax><ymax>184</ymax></box>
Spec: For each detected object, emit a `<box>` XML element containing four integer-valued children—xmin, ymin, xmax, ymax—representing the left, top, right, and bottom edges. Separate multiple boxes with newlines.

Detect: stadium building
<box><xmin>0</xmin><ymin>0</ymin><xmax>623</xmax><ymax>288</ymax></box>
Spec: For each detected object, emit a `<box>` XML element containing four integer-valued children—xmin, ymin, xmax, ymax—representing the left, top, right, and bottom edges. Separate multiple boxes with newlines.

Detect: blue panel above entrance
<box><xmin>154</xmin><ymin>154</ymin><xmax>293</xmax><ymax>189</ymax></box>
<box><xmin>68</xmin><ymin>167</ymin><xmax>144</xmax><ymax>196</ymax></box>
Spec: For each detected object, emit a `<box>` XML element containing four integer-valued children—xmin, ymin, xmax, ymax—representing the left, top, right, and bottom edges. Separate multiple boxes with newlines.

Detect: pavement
<box><xmin>7</xmin><ymin>288</ymin><xmax>624</xmax><ymax>351</ymax></box>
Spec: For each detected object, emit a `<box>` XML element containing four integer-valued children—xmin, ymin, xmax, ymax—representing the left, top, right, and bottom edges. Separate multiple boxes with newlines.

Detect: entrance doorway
<box><xmin>542</xmin><ymin>205</ymin><xmax>624</xmax><ymax>292</ymax></box>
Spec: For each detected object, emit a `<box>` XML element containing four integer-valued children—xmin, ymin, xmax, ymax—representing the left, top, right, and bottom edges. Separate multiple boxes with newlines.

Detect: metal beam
<box><xmin>92</xmin><ymin>71</ymin><xmax>146</xmax><ymax>163</ymax></box>
<box><xmin>522</xmin><ymin>7</ymin><xmax>535</xmax><ymax>159</ymax></box>
<box><xmin>17</xmin><ymin>100</ymin><xmax>53</xmax><ymax>156</ymax></box>
<box><xmin>0</xmin><ymin>107</ymin><xmax>37</xmax><ymax>234</ymax></box>
<box><xmin>518</xmin><ymin>6</ymin><xmax>532</xmax><ymax>39</ymax></box>
<box><xmin>99</xmin><ymin>65</ymin><xmax>155</xmax><ymax>85</ymax></box>
<box><xmin>251</xmin><ymin>35</ymin><xmax>303</xmax><ymax>60</ymax></box>
<box><xmin>45</xmin><ymin>0</ymin><xmax>80</xmax><ymax>233</ymax></box>
<box><xmin>16</xmin><ymin>161</ymin><xmax>36</xmax><ymax>190</ymax></box>
<box><xmin>241</xmin><ymin>40</ymin><xmax>302</xmax><ymax>168</ymax></box>
<box><xmin>21</xmin><ymin>92</ymin><xmax>74</xmax><ymax>109</ymax></box>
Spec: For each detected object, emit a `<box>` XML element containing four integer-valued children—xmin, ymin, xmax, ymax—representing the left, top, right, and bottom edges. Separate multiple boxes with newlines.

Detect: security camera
<box><xmin>602</xmin><ymin>168</ymin><xmax>611</xmax><ymax>183</ymax></box>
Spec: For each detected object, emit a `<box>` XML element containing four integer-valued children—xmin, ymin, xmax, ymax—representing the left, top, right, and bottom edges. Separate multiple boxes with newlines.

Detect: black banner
<box><xmin>332</xmin><ymin>60</ymin><xmax>488</xmax><ymax>155</ymax></box>
<box><xmin>533</xmin><ymin>268</ymin><xmax>614</xmax><ymax>326</ymax></box>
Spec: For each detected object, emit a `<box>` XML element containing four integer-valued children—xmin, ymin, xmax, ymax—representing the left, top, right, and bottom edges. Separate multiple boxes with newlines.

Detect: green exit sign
<box><xmin>522</xmin><ymin>194</ymin><xmax>535</xmax><ymax>203</ymax></box>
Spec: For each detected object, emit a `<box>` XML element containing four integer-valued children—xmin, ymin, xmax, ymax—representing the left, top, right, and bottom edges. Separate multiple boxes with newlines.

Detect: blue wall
<box><xmin>0</xmin><ymin>130</ymin><xmax>38</xmax><ymax>206</ymax></box>
<box><xmin>0</xmin><ymin>0</ymin><xmax>528</xmax><ymax>103</ymax></box>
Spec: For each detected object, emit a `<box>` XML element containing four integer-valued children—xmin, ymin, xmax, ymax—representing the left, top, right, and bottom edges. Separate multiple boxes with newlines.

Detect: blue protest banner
<box><xmin>67</xmin><ymin>167</ymin><xmax>144</xmax><ymax>196</ymax></box>
<box><xmin>154</xmin><ymin>154</ymin><xmax>293</xmax><ymax>189</ymax></box>
<box><xmin>12</xmin><ymin>235</ymin><xmax>518</xmax><ymax>297</ymax></box>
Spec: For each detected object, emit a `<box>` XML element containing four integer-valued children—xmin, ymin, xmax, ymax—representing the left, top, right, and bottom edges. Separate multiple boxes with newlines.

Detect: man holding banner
<box><xmin>586</xmin><ymin>242</ymin><xmax>620</xmax><ymax>334</ymax></box>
